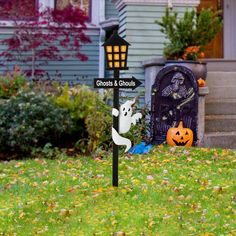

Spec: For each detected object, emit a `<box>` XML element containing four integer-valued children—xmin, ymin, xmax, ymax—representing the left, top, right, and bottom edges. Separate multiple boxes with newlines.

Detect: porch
<box><xmin>143</xmin><ymin>58</ymin><xmax>236</xmax><ymax>149</ymax></box>
<box><xmin>204</xmin><ymin>59</ymin><xmax>236</xmax><ymax>149</ymax></box>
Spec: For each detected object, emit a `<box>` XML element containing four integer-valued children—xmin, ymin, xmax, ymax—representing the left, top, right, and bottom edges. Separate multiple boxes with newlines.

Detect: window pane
<box><xmin>114</xmin><ymin>54</ymin><xmax>119</xmax><ymax>60</ymax></box>
<box><xmin>55</xmin><ymin>0</ymin><xmax>90</xmax><ymax>17</ymax></box>
<box><xmin>0</xmin><ymin>0</ymin><xmax>37</xmax><ymax>19</ymax></box>
<box><xmin>113</xmin><ymin>46</ymin><xmax>119</xmax><ymax>53</ymax></box>
<box><xmin>114</xmin><ymin>62</ymin><xmax>120</xmax><ymax>68</ymax></box>
<box><xmin>107</xmin><ymin>54</ymin><xmax>113</xmax><ymax>61</ymax></box>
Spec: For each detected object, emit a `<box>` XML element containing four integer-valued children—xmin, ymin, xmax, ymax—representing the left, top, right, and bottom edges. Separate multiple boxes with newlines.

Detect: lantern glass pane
<box><xmin>121</xmin><ymin>53</ymin><xmax>126</xmax><ymax>60</ymax></box>
<box><xmin>108</xmin><ymin>54</ymin><xmax>112</xmax><ymax>61</ymax></box>
<box><xmin>114</xmin><ymin>46</ymin><xmax>119</xmax><ymax>53</ymax></box>
<box><xmin>114</xmin><ymin>54</ymin><xmax>120</xmax><ymax>60</ymax></box>
<box><xmin>121</xmin><ymin>45</ymin><xmax>127</xmax><ymax>52</ymax></box>
<box><xmin>106</xmin><ymin>46</ymin><xmax>112</xmax><ymax>53</ymax></box>
<box><xmin>109</xmin><ymin>62</ymin><xmax>113</xmax><ymax>68</ymax></box>
<box><xmin>121</xmin><ymin>62</ymin><xmax>125</xmax><ymax>68</ymax></box>
<box><xmin>114</xmin><ymin>62</ymin><xmax>120</xmax><ymax>68</ymax></box>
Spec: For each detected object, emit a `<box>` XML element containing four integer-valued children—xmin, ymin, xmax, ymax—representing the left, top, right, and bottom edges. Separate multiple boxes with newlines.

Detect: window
<box><xmin>55</xmin><ymin>0</ymin><xmax>91</xmax><ymax>18</ymax></box>
<box><xmin>0</xmin><ymin>0</ymin><xmax>37</xmax><ymax>20</ymax></box>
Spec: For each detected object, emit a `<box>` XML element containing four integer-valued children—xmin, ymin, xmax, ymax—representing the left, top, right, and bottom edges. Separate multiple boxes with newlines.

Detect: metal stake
<box><xmin>113</xmin><ymin>69</ymin><xmax>119</xmax><ymax>187</ymax></box>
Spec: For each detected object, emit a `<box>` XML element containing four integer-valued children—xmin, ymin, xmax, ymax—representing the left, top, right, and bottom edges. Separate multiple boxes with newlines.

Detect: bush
<box><xmin>0</xmin><ymin>66</ymin><xmax>27</xmax><ymax>99</ymax></box>
<box><xmin>0</xmin><ymin>90</ymin><xmax>74</xmax><ymax>156</ymax></box>
<box><xmin>155</xmin><ymin>8</ymin><xmax>222</xmax><ymax>60</ymax></box>
<box><xmin>53</xmin><ymin>84</ymin><xmax>151</xmax><ymax>154</ymax></box>
<box><xmin>125</xmin><ymin>103</ymin><xmax>151</xmax><ymax>145</ymax></box>
<box><xmin>53</xmin><ymin>84</ymin><xmax>112</xmax><ymax>154</ymax></box>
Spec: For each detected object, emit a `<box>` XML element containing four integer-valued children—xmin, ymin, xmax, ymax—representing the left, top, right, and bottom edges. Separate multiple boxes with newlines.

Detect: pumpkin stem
<box><xmin>178</xmin><ymin>121</ymin><xmax>184</xmax><ymax>128</ymax></box>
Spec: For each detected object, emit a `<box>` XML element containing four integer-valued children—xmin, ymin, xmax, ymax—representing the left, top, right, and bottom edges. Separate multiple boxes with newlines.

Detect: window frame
<box><xmin>54</xmin><ymin>0</ymin><xmax>91</xmax><ymax>22</ymax></box>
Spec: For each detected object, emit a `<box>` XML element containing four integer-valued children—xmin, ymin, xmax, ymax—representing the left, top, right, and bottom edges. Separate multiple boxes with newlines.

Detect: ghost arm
<box><xmin>112</xmin><ymin>108</ymin><xmax>119</xmax><ymax>117</ymax></box>
<box><xmin>131</xmin><ymin>113</ymin><xmax>142</xmax><ymax>125</ymax></box>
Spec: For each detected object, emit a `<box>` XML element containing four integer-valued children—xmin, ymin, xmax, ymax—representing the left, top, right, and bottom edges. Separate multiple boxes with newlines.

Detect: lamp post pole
<box><xmin>97</xmin><ymin>30</ymin><xmax>133</xmax><ymax>187</ymax></box>
<box><xmin>113</xmin><ymin>69</ymin><xmax>119</xmax><ymax>187</ymax></box>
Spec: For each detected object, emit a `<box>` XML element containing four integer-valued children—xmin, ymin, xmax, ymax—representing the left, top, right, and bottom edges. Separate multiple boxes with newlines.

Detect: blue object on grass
<box><xmin>129</xmin><ymin>141</ymin><xmax>153</xmax><ymax>154</ymax></box>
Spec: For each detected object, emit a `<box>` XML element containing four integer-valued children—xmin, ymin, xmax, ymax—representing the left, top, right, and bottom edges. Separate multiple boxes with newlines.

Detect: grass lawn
<box><xmin>0</xmin><ymin>146</ymin><xmax>235</xmax><ymax>235</ymax></box>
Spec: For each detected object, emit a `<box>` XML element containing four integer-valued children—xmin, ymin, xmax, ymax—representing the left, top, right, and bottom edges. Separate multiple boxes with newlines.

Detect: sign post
<box><xmin>113</xmin><ymin>69</ymin><xmax>119</xmax><ymax>187</ymax></box>
<box><xmin>94</xmin><ymin>77</ymin><xmax>142</xmax><ymax>90</ymax></box>
<box><xmin>94</xmin><ymin>30</ymin><xmax>142</xmax><ymax>187</ymax></box>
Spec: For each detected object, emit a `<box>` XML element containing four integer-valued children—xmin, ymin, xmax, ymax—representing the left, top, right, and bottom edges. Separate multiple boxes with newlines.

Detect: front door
<box><xmin>224</xmin><ymin>0</ymin><xmax>236</xmax><ymax>59</ymax></box>
<box><xmin>197</xmin><ymin>0</ymin><xmax>223</xmax><ymax>58</ymax></box>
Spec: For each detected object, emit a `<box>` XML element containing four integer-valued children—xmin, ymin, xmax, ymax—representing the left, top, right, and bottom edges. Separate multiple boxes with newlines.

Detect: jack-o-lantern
<box><xmin>166</xmin><ymin>121</ymin><xmax>193</xmax><ymax>147</ymax></box>
<box><xmin>197</xmin><ymin>78</ymin><xmax>206</xmax><ymax>87</ymax></box>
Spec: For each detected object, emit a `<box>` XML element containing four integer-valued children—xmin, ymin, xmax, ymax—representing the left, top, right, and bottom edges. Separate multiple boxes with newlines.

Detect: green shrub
<box><xmin>0</xmin><ymin>66</ymin><xmax>27</xmax><ymax>99</ymax></box>
<box><xmin>31</xmin><ymin>143</ymin><xmax>63</xmax><ymax>160</ymax></box>
<box><xmin>0</xmin><ymin>90</ymin><xmax>74</xmax><ymax>156</ymax></box>
<box><xmin>125</xmin><ymin>103</ymin><xmax>151</xmax><ymax>145</ymax></box>
<box><xmin>155</xmin><ymin>8</ymin><xmax>222</xmax><ymax>60</ymax></box>
<box><xmin>53</xmin><ymin>84</ymin><xmax>112</xmax><ymax>154</ymax></box>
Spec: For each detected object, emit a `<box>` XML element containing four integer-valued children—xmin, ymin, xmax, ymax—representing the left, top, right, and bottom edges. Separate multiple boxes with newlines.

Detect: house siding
<box><xmin>0</xmin><ymin>2</ymin><xmax>196</xmax><ymax>93</ymax></box>
<box><xmin>118</xmin><ymin>5</ymin><xmax>194</xmax><ymax>104</ymax></box>
<box><xmin>105</xmin><ymin>0</ymin><xmax>119</xmax><ymax>20</ymax></box>
<box><xmin>0</xmin><ymin>29</ymin><xmax>100</xmax><ymax>86</ymax></box>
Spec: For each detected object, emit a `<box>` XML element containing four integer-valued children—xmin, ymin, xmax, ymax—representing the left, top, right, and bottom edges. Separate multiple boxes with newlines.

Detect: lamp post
<box><xmin>103</xmin><ymin>30</ymin><xmax>130</xmax><ymax>187</ymax></box>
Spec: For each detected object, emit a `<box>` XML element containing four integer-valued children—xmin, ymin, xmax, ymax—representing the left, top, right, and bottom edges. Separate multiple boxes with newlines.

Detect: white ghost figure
<box><xmin>112</xmin><ymin>99</ymin><xmax>142</xmax><ymax>152</ymax></box>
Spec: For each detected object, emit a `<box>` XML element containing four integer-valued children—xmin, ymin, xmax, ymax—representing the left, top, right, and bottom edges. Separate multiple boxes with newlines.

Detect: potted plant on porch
<box><xmin>155</xmin><ymin>8</ymin><xmax>222</xmax><ymax>80</ymax></box>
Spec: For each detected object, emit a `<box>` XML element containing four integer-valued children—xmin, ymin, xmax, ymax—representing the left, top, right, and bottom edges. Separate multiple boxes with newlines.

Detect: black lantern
<box><xmin>103</xmin><ymin>30</ymin><xmax>130</xmax><ymax>70</ymax></box>
<box><xmin>102</xmin><ymin>30</ymin><xmax>131</xmax><ymax>187</ymax></box>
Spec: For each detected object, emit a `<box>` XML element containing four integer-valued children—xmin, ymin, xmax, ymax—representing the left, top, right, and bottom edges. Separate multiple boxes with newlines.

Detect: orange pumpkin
<box><xmin>166</xmin><ymin>121</ymin><xmax>193</xmax><ymax>147</ymax></box>
<box><xmin>197</xmin><ymin>78</ymin><xmax>206</xmax><ymax>87</ymax></box>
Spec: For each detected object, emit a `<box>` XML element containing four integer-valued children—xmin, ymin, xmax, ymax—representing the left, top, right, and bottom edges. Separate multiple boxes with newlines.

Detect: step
<box><xmin>205</xmin><ymin>59</ymin><xmax>236</xmax><ymax>72</ymax></box>
<box><xmin>205</xmin><ymin>115</ymin><xmax>236</xmax><ymax>132</ymax></box>
<box><xmin>206</xmin><ymin>86</ymin><xmax>236</xmax><ymax>100</ymax></box>
<box><xmin>206</xmin><ymin>72</ymin><xmax>236</xmax><ymax>87</ymax></box>
<box><xmin>204</xmin><ymin>131</ymin><xmax>236</xmax><ymax>149</ymax></box>
<box><xmin>206</xmin><ymin>99</ymin><xmax>236</xmax><ymax>115</ymax></box>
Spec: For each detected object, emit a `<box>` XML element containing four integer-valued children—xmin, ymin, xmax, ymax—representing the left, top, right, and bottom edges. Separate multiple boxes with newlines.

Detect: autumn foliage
<box><xmin>0</xmin><ymin>1</ymin><xmax>91</xmax><ymax>78</ymax></box>
<box><xmin>182</xmin><ymin>46</ymin><xmax>205</xmax><ymax>61</ymax></box>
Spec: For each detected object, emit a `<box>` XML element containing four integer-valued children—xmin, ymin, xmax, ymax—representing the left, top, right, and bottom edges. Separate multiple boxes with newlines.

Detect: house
<box><xmin>1</xmin><ymin>0</ymin><xmax>236</xmax><ymax>148</ymax></box>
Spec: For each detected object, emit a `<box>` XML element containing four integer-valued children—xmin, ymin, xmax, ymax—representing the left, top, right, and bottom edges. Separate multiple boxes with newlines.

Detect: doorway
<box><xmin>197</xmin><ymin>0</ymin><xmax>223</xmax><ymax>58</ymax></box>
<box><xmin>223</xmin><ymin>0</ymin><xmax>236</xmax><ymax>59</ymax></box>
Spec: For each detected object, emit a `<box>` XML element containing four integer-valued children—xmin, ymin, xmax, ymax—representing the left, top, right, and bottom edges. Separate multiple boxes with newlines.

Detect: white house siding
<box><xmin>118</xmin><ymin>4</ymin><xmax>194</xmax><ymax>104</ymax></box>
<box><xmin>105</xmin><ymin>0</ymin><xmax>119</xmax><ymax>19</ymax></box>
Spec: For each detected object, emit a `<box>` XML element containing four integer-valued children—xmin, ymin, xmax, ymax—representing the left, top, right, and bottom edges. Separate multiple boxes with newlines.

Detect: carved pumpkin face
<box><xmin>166</xmin><ymin>121</ymin><xmax>193</xmax><ymax>147</ymax></box>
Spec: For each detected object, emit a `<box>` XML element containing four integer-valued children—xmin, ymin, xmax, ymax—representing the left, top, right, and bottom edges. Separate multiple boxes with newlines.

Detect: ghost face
<box><xmin>120</xmin><ymin>103</ymin><xmax>132</xmax><ymax>118</ymax></box>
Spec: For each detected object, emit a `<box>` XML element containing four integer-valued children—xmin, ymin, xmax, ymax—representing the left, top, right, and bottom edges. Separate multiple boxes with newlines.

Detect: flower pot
<box><xmin>165</xmin><ymin>60</ymin><xmax>207</xmax><ymax>80</ymax></box>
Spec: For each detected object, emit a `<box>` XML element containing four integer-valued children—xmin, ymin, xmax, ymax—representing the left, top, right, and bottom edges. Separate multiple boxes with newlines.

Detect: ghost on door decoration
<box><xmin>112</xmin><ymin>99</ymin><xmax>142</xmax><ymax>152</ymax></box>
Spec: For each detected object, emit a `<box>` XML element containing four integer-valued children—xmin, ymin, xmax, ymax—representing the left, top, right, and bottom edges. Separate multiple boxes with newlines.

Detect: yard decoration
<box><xmin>166</xmin><ymin>121</ymin><xmax>193</xmax><ymax>147</ymax></box>
<box><xmin>94</xmin><ymin>30</ymin><xmax>142</xmax><ymax>187</ymax></box>
<box><xmin>112</xmin><ymin>99</ymin><xmax>142</xmax><ymax>152</ymax></box>
<box><xmin>197</xmin><ymin>78</ymin><xmax>206</xmax><ymax>87</ymax></box>
<box><xmin>151</xmin><ymin>65</ymin><xmax>198</xmax><ymax>145</ymax></box>
<box><xmin>128</xmin><ymin>141</ymin><xmax>153</xmax><ymax>154</ymax></box>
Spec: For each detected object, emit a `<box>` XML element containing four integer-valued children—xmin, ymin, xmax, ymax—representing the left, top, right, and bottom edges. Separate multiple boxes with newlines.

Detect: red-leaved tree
<box><xmin>0</xmin><ymin>1</ymin><xmax>91</xmax><ymax>78</ymax></box>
